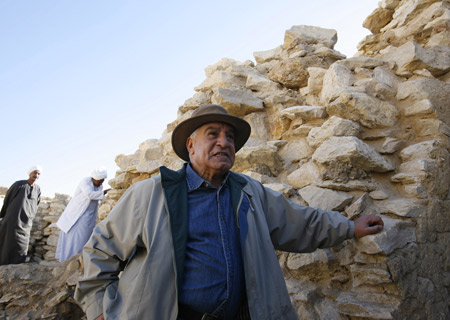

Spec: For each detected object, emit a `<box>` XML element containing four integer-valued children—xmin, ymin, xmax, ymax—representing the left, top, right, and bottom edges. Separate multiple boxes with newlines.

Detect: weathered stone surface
<box><xmin>245</xmin><ymin>73</ymin><xmax>280</xmax><ymax>92</ymax></box>
<box><xmin>350</xmin><ymin>264</ymin><xmax>392</xmax><ymax>286</ymax></box>
<box><xmin>211</xmin><ymin>87</ymin><xmax>264</xmax><ymax>116</ymax></box>
<box><xmin>253</xmin><ymin>45</ymin><xmax>283</xmax><ymax>64</ymax></box>
<box><xmin>298</xmin><ymin>186</ymin><xmax>353</xmax><ymax>211</ymax></box>
<box><xmin>284</xmin><ymin>25</ymin><xmax>338</xmax><ymax>49</ymax></box>
<box><xmin>194</xmin><ymin>70</ymin><xmax>245</xmax><ymax>92</ymax></box>
<box><xmin>327</xmin><ymin>92</ymin><xmax>400</xmax><ymax>129</ymax></box>
<box><xmin>267</xmin><ymin>56</ymin><xmax>327</xmax><ymax>89</ymax></box>
<box><xmin>381</xmin><ymin>41</ymin><xmax>450</xmax><ymax>77</ymax></box>
<box><xmin>320</xmin><ymin>62</ymin><xmax>355</xmax><ymax>104</ymax></box>
<box><xmin>337</xmin><ymin>291</ymin><xmax>399</xmax><ymax>319</ymax></box>
<box><xmin>363</xmin><ymin>8</ymin><xmax>394</xmax><ymax>34</ymax></box>
<box><xmin>376</xmin><ymin>198</ymin><xmax>425</xmax><ymax>218</ymax></box>
<box><xmin>278</xmin><ymin>139</ymin><xmax>314</xmax><ymax>164</ymax></box>
<box><xmin>306</xmin><ymin>67</ymin><xmax>326</xmax><ymax>95</ymax></box>
<box><xmin>135</xmin><ymin>160</ymin><xmax>161</xmax><ymax>174</ymax></box>
<box><xmin>287</xmin><ymin>161</ymin><xmax>320</xmax><ymax>189</ymax></box>
<box><xmin>233</xmin><ymin>145</ymin><xmax>283</xmax><ymax>176</ymax></box>
<box><xmin>280</xmin><ymin>105</ymin><xmax>327</xmax><ymax>121</ymax></box>
<box><xmin>307</xmin><ymin>116</ymin><xmax>360</xmax><ymax>148</ymax></box>
<box><xmin>357</xmin><ymin>217</ymin><xmax>416</xmax><ymax>255</ymax></box>
<box><xmin>312</xmin><ymin>136</ymin><xmax>394</xmax><ymax>172</ymax></box>
<box><xmin>287</xmin><ymin>249</ymin><xmax>329</xmax><ymax>270</ymax></box>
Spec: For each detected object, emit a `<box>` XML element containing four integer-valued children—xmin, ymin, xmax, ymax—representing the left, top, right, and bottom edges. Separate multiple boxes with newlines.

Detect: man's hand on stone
<box><xmin>354</xmin><ymin>215</ymin><xmax>384</xmax><ymax>239</ymax></box>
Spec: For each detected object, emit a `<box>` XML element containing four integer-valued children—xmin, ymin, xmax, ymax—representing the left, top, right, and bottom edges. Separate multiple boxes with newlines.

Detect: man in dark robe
<box><xmin>0</xmin><ymin>165</ymin><xmax>42</xmax><ymax>265</ymax></box>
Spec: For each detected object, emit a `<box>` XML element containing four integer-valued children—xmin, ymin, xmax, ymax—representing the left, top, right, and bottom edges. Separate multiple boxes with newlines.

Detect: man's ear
<box><xmin>186</xmin><ymin>137</ymin><xmax>193</xmax><ymax>155</ymax></box>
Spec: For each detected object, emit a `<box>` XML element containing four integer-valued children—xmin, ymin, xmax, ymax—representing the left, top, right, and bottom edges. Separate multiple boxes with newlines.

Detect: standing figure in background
<box><xmin>55</xmin><ymin>167</ymin><xmax>109</xmax><ymax>262</ymax></box>
<box><xmin>0</xmin><ymin>165</ymin><xmax>42</xmax><ymax>265</ymax></box>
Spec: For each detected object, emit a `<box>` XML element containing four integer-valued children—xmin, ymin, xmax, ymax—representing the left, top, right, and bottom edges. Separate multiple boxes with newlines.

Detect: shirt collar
<box><xmin>186</xmin><ymin>163</ymin><xmax>229</xmax><ymax>192</ymax></box>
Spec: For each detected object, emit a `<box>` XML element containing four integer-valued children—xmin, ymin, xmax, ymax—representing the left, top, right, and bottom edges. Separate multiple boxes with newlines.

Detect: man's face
<box><xmin>29</xmin><ymin>170</ymin><xmax>41</xmax><ymax>182</ymax></box>
<box><xmin>92</xmin><ymin>179</ymin><xmax>105</xmax><ymax>187</ymax></box>
<box><xmin>187</xmin><ymin>122</ymin><xmax>236</xmax><ymax>181</ymax></box>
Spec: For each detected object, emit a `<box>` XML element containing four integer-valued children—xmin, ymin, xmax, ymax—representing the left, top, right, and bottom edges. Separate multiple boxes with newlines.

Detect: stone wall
<box><xmin>1</xmin><ymin>0</ymin><xmax>449</xmax><ymax>319</ymax></box>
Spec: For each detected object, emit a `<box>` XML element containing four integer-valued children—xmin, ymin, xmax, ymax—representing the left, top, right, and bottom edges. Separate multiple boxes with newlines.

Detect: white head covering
<box><xmin>91</xmin><ymin>167</ymin><xmax>108</xmax><ymax>180</ymax></box>
<box><xmin>28</xmin><ymin>165</ymin><xmax>43</xmax><ymax>175</ymax></box>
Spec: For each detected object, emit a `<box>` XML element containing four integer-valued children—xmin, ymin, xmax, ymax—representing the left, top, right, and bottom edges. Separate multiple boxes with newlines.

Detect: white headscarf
<box><xmin>91</xmin><ymin>167</ymin><xmax>108</xmax><ymax>180</ymax></box>
<box><xmin>28</xmin><ymin>165</ymin><xmax>43</xmax><ymax>175</ymax></box>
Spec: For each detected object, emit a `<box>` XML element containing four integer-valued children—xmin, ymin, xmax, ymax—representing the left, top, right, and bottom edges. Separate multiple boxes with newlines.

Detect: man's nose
<box><xmin>216</xmin><ymin>132</ymin><xmax>231</xmax><ymax>146</ymax></box>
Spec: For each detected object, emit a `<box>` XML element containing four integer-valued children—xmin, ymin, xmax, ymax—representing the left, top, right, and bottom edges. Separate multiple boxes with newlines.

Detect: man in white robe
<box><xmin>55</xmin><ymin>167</ymin><xmax>109</xmax><ymax>262</ymax></box>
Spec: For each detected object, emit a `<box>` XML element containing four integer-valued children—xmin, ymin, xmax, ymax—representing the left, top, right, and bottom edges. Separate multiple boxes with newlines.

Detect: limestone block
<box><xmin>286</xmin><ymin>249</ymin><xmax>329</xmax><ymax>270</ymax></box>
<box><xmin>363</xmin><ymin>8</ymin><xmax>394</xmax><ymax>34</ymax></box>
<box><xmin>278</xmin><ymin>139</ymin><xmax>314</xmax><ymax>164</ymax></box>
<box><xmin>399</xmin><ymin>140</ymin><xmax>442</xmax><ymax>161</ymax></box>
<box><xmin>320</xmin><ymin>63</ymin><xmax>354</xmax><ymax>104</ymax></box>
<box><xmin>344</xmin><ymin>193</ymin><xmax>377</xmax><ymax>220</ymax></box>
<box><xmin>417</xmin><ymin>119</ymin><xmax>450</xmax><ymax>138</ymax></box>
<box><xmin>312</xmin><ymin>136</ymin><xmax>394</xmax><ymax>172</ymax></box>
<box><xmin>357</xmin><ymin>216</ymin><xmax>416</xmax><ymax>255</ymax></box>
<box><xmin>284</xmin><ymin>25</ymin><xmax>337</xmax><ymax>49</ymax></box>
<box><xmin>280</xmin><ymin>105</ymin><xmax>327</xmax><ymax>121</ymax></box>
<box><xmin>108</xmin><ymin>172</ymin><xmax>135</xmax><ymax>189</ymax></box>
<box><xmin>337</xmin><ymin>291</ymin><xmax>399</xmax><ymax>319</ymax></box>
<box><xmin>194</xmin><ymin>71</ymin><xmax>245</xmax><ymax>92</ymax></box>
<box><xmin>233</xmin><ymin>145</ymin><xmax>283</xmax><ymax>176</ymax></box>
<box><xmin>46</xmin><ymin>234</ymin><xmax>59</xmax><ymax>247</ymax></box>
<box><xmin>374</xmin><ymin>66</ymin><xmax>398</xmax><ymax>89</ymax></box>
<box><xmin>253</xmin><ymin>45</ymin><xmax>283</xmax><ymax>64</ymax></box>
<box><xmin>243</xmin><ymin>112</ymin><xmax>271</xmax><ymax>140</ymax></box>
<box><xmin>211</xmin><ymin>88</ymin><xmax>264</xmax><ymax>116</ymax></box>
<box><xmin>404</xmin><ymin>99</ymin><xmax>435</xmax><ymax>116</ymax></box>
<box><xmin>312</xmin><ymin>44</ymin><xmax>346</xmax><ymax>61</ymax></box>
<box><xmin>136</xmin><ymin>160</ymin><xmax>161</xmax><ymax>175</ymax></box>
<box><xmin>350</xmin><ymin>264</ymin><xmax>392</xmax><ymax>287</ymax></box>
<box><xmin>298</xmin><ymin>186</ymin><xmax>353</xmax><ymax>211</ymax></box>
<box><xmin>336</xmin><ymin>57</ymin><xmax>386</xmax><ymax>70</ymax></box>
<box><xmin>376</xmin><ymin>198</ymin><xmax>425</xmax><ymax>218</ymax></box>
<box><xmin>307</xmin><ymin>116</ymin><xmax>360</xmax><ymax>148</ymax></box>
<box><xmin>381</xmin><ymin>0</ymin><xmax>400</xmax><ymax>10</ymax></box>
<box><xmin>263</xmin><ymin>183</ymin><xmax>295</xmax><ymax>197</ymax></box>
<box><xmin>181</xmin><ymin>91</ymin><xmax>212</xmax><ymax>111</ymax></box>
<box><xmin>397</xmin><ymin>79</ymin><xmax>450</xmax><ymax>123</ymax></box>
<box><xmin>379</xmin><ymin>137</ymin><xmax>405</xmax><ymax>154</ymax></box>
<box><xmin>204</xmin><ymin>57</ymin><xmax>241</xmax><ymax>77</ymax></box>
<box><xmin>381</xmin><ymin>42</ymin><xmax>450</xmax><ymax>77</ymax></box>
<box><xmin>115</xmin><ymin>153</ymin><xmax>140</xmax><ymax>170</ymax></box>
<box><xmin>306</xmin><ymin>67</ymin><xmax>326</xmax><ymax>95</ymax></box>
<box><xmin>316</xmin><ymin>180</ymin><xmax>378</xmax><ymax>192</ymax></box>
<box><xmin>327</xmin><ymin>92</ymin><xmax>399</xmax><ymax>129</ymax></box>
<box><xmin>267</xmin><ymin>57</ymin><xmax>324</xmax><ymax>89</ymax></box>
<box><xmin>369</xmin><ymin>190</ymin><xmax>389</xmax><ymax>200</ymax></box>
<box><xmin>287</xmin><ymin>161</ymin><xmax>320</xmax><ymax>189</ymax></box>
<box><xmin>245</xmin><ymin>73</ymin><xmax>279</xmax><ymax>92</ymax></box>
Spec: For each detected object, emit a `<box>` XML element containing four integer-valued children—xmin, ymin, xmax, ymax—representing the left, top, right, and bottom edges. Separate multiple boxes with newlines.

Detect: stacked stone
<box><xmin>98</xmin><ymin>1</ymin><xmax>450</xmax><ymax>319</ymax></box>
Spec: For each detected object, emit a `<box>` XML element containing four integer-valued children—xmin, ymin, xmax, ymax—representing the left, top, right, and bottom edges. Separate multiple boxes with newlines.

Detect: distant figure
<box><xmin>0</xmin><ymin>165</ymin><xmax>42</xmax><ymax>265</ymax></box>
<box><xmin>55</xmin><ymin>167</ymin><xmax>109</xmax><ymax>262</ymax></box>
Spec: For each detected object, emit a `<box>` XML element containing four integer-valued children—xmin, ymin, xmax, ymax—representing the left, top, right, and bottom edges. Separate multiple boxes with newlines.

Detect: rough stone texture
<box><xmin>1</xmin><ymin>1</ymin><xmax>450</xmax><ymax>319</ymax></box>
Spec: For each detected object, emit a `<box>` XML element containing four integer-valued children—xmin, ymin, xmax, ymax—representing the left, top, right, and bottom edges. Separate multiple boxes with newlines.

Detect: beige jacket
<box><xmin>75</xmin><ymin>166</ymin><xmax>354</xmax><ymax>319</ymax></box>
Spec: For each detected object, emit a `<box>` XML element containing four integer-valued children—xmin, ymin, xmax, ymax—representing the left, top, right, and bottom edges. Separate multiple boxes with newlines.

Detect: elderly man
<box><xmin>55</xmin><ymin>167</ymin><xmax>109</xmax><ymax>262</ymax></box>
<box><xmin>75</xmin><ymin>104</ymin><xmax>383</xmax><ymax>320</ymax></box>
<box><xmin>0</xmin><ymin>165</ymin><xmax>42</xmax><ymax>265</ymax></box>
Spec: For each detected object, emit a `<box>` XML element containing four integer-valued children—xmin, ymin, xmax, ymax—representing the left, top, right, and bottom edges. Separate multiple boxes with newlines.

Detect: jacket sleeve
<box><xmin>259</xmin><ymin>183</ymin><xmax>354</xmax><ymax>253</ymax></box>
<box><xmin>74</xmin><ymin>180</ymin><xmax>149</xmax><ymax>320</ymax></box>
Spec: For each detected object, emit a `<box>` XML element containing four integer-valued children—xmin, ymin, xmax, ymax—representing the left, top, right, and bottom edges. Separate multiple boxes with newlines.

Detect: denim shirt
<box><xmin>178</xmin><ymin>164</ymin><xmax>245</xmax><ymax>318</ymax></box>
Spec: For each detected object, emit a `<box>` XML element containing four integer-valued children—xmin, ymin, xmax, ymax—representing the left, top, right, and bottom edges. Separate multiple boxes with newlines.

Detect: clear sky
<box><xmin>0</xmin><ymin>0</ymin><xmax>378</xmax><ymax>197</ymax></box>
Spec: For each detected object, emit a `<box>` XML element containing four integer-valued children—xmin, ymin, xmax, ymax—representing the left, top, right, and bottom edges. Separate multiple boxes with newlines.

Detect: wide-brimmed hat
<box><xmin>172</xmin><ymin>104</ymin><xmax>251</xmax><ymax>162</ymax></box>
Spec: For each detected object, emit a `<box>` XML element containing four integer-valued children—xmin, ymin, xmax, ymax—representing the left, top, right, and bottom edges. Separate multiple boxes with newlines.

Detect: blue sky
<box><xmin>0</xmin><ymin>0</ymin><xmax>378</xmax><ymax>197</ymax></box>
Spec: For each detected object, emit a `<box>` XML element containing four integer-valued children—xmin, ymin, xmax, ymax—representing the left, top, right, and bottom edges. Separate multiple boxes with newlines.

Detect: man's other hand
<box><xmin>354</xmin><ymin>215</ymin><xmax>384</xmax><ymax>239</ymax></box>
